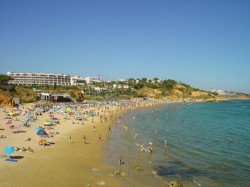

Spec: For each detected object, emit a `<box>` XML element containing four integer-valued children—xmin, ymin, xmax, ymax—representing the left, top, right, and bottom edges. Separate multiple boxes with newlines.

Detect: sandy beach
<box><xmin>0</xmin><ymin>99</ymin><xmax>164</xmax><ymax>187</ymax></box>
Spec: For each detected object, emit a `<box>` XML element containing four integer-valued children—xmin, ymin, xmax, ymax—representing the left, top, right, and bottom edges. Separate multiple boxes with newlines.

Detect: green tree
<box><xmin>153</xmin><ymin>78</ymin><xmax>158</xmax><ymax>83</ymax></box>
<box><xmin>0</xmin><ymin>74</ymin><xmax>13</xmax><ymax>85</ymax></box>
<box><xmin>0</xmin><ymin>74</ymin><xmax>13</xmax><ymax>91</ymax></box>
<box><xmin>141</xmin><ymin>78</ymin><xmax>147</xmax><ymax>84</ymax></box>
<box><xmin>53</xmin><ymin>83</ymin><xmax>57</xmax><ymax>90</ymax></box>
<box><xmin>162</xmin><ymin>79</ymin><xmax>177</xmax><ymax>90</ymax></box>
<box><xmin>134</xmin><ymin>83</ymin><xmax>143</xmax><ymax>89</ymax></box>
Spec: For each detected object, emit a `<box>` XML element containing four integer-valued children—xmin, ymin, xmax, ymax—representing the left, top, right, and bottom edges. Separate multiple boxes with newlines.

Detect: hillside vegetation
<box><xmin>0</xmin><ymin>74</ymin><xmax>249</xmax><ymax>105</ymax></box>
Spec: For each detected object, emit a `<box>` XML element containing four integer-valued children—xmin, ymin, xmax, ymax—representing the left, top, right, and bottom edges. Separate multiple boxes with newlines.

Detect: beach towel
<box><xmin>5</xmin><ymin>158</ymin><xmax>18</xmax><ymax>162</ymax></box>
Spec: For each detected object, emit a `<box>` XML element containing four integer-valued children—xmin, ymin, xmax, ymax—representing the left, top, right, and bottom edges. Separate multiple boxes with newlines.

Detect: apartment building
<box><xmin>7</xmin><ymin>72</ymin><xmax>71</xmax><ymax>86</ymax></box>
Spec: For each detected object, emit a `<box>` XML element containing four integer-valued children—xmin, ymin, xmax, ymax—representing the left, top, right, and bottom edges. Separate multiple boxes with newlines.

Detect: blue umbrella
<box><xmin>37</xmin><ymin>129</ymin><xmax>48</xmax><ymax>136</ymax></box>
<box><xmin>4</xmin><ymin>146</ymin><xmax>15</xmax><ymax>155</ymax></box>
<box><xmin>35</xmin><ymin>127</ymin><xmax>42</xmax><ymax>131</ymax></box>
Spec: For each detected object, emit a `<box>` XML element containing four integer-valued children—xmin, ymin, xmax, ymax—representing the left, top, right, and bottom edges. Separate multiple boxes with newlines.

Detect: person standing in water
<box><xmin>164</xmin><ymin>140</ymin><xmax>168</xmax><ymax>150</ymax></box>
<box><xmin>118</xmin><ymin>155</ymin><xmax>125</xmax><ymax>171</ymax></box>
<box><xmin>147</xmin><ymin>143</ymin><xmax>153</xmax><ymax>153</ymax></box>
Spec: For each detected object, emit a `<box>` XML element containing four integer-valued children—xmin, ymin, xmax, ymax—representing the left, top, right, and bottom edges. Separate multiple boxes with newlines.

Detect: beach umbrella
<box><xmin>66</xmin><ymin>107</ymin><xmax>71</xmax><ymax>113</ymax></box>
<box><xmin>37</xmin><ymin>129</ymin><xmax>48</xmax><ymax>136</ymax></box>
<box><xmin>4</xmin><ymin>146</ymin><xmax>15</xmax><ymax>155</ymax></box>
<box><xmin>35</xmin><ymin>127</ymin><xmax>43</xmax><ymax>131</ymax></box>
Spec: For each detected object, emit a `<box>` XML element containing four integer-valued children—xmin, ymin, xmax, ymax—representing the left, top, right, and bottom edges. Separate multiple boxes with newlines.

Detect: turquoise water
<box><xmin>105</xmin><ymin>100</ymin><xmax>250</xmax><ymax>186</ymax></box>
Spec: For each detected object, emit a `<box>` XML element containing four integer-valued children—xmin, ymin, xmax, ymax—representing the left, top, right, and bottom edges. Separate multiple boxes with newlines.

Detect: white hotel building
<box><xmin>7</xmin><ymin>72</ymin><xmax>71</xmax><ymax>86</ymax></box>
<box><xmin>7</xmin><ymin>72</ymin><xmax>101</xmax><ymax>86</ymax></box>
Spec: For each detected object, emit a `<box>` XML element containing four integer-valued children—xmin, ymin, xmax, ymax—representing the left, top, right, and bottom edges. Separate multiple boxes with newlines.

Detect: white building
<box><xmin>211</xmin><ymin>89</ymin><xmax>226</xmax><ymax>95</ymax></box>
<box><xmin>70</xmin><ymin>76</ymin><xmax>86</xmax><ymax>86</ymax></box>
<box><xmin>146</xmin><ymin>78</ymin><xmax>162</xmax><ymax>83</ymax></box>
<box><xmin>37</xmin><ymin>92</ymin><xmax>51</xmax><ymax>100</ymax></box>
<box><xmin>85</xmin><ymin>77</ymin><xmax>102</xmax><ymax>84</ymax></box>
<box><xmin>7</xmin><ymin>72</ymin><xmax>71</xmax><ymax>86</ymax></box>
<box><xmin>113</xmin><ymin>84</ymin><xmax>129</xmax><ymax>89</ymax></box>
<box><xmin>93</xmin><ymin>87</ymin><xmax>108</xmax><ymax>92</ymax></box>
<box><xmin>117</xmin><ymin>79</ymin><xmax>126</xmax><ymax>82</ymax></box>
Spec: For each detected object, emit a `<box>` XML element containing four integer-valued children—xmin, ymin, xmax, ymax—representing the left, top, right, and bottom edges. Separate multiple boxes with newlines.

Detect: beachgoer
<box><xmin>139</xmin><ymin>144</ymin><xmax>144</xmax><ymax>152</ymax></box>
<box><xmin>164</xmin><ymin>140</ymin><xmax>168</xmax><ymax>150</ymax></box>
<box><xmin>83</xmin><ymin>135</ymin><xmax>86</xmax><ymax>144</ymax></box>
<box><xmin>119</xmin><ymin>157</ymin><xmax>122</xmax><ymax>167</ymax></box>
<box><xmin>0</xmin><ymin>135</ymin><xmax>7</xmax><ymax>139</ymax></box>
<box><xmin>27</xmin><ymin>147</ymin><xmax>33</xmax><ymax>153</ymax></box>
<box><xmin>69</xmin><ymin>136</ymin><xmax>72</xmax><ymax>143</ymax></box>
<box><xmin>22</xmin><ymin>147</ymin><xmax>27</xmax><ymax>152</ymax></box>
<box><xmin>147</xmin><ymin>144</ymin><xmax>153</xmax><ymax>153</ymax></box>
<box><xmin>93</xmin><ymin>126</ymin><xmax>97</xmax><ymax>132</ymax></box>
<box><xmin>98</xmin><ymin>133</ymin><xmax>102</xmax><ymax>141</ymax></box>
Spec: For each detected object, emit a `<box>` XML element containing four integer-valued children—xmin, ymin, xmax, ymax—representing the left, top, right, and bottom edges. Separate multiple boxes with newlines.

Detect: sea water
<box><xmin>105</xmin><ymin>100</ymin><xmax>250</xmax><ymax>187</ymax></box>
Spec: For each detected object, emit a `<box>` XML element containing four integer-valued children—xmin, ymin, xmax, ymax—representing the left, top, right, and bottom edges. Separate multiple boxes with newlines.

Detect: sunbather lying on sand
<box><xmin>25</xmin><ymin>137</ymin><xmax>31</xmax><ymax>141</ymax></box>
<box><xmin>27</xmin><ymin>147</ymin><xmax>34</xmax><ymax>153</ymax></box>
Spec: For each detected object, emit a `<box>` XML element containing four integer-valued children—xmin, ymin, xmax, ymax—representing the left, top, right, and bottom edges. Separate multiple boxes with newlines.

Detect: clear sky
<box><xmin>0</xmin><ymin>0</ymin><xmax>250</xmax><ymax>93</ymax></box>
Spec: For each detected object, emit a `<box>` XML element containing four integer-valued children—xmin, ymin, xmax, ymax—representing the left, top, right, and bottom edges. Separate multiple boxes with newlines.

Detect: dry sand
<box><xmin>0</xmin><ymin>102</ymin><xmax>128</xmax><ymax>187</ymax></box>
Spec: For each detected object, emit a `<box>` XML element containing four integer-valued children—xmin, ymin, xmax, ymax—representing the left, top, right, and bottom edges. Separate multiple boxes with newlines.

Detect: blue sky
<box><xmin>1</xmin><ymin>0</ymin><xmax>250</xmax><ymax>93</ymax></box>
